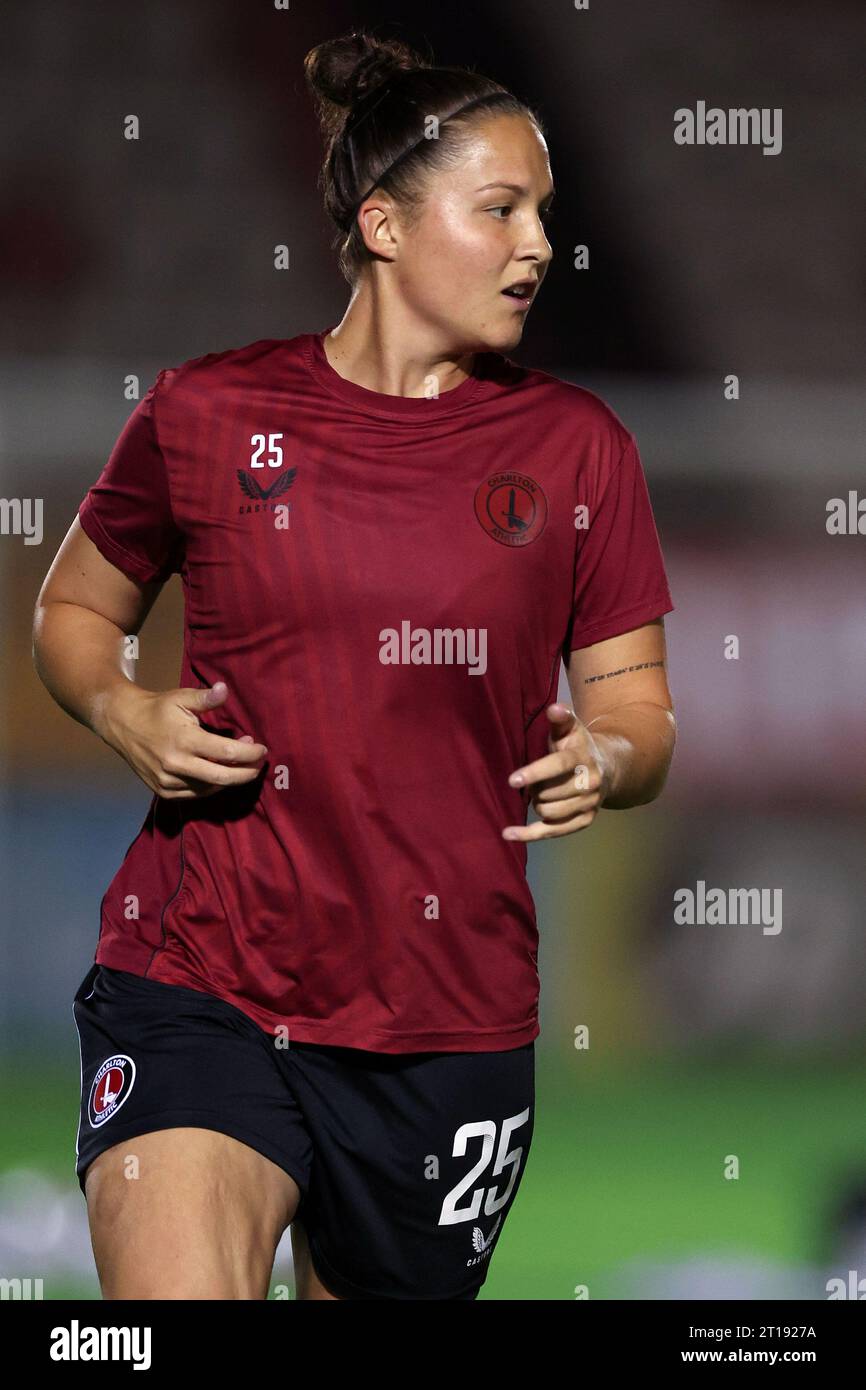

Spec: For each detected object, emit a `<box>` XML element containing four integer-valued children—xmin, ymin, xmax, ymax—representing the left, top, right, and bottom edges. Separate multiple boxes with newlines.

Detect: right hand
<box><xmin>100</xmin><ymin>680</ymin><xmax>268</xmax><ymax>799</ymax></box>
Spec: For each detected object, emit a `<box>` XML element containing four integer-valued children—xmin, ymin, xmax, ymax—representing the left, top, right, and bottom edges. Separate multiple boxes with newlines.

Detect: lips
<box><xmin>501</xmin><ymin>280</ymin><xmax>538</xmax><ymax>306</ymax></box>
<box><xmin>502</xmin><ymin>280</ymin><xmax>537</xmax><ymax>298</ymax></box>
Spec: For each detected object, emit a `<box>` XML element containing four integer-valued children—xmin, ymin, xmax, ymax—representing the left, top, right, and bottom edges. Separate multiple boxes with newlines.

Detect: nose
<box><xmin>517</xmin><ymin>241</ymin><xmax>552</xmax><ymax>280</ymax></box>
<box><xmin>525</xmin><ymin>221</ymin><xmax>553</xmax><ymax>268</ymax></box>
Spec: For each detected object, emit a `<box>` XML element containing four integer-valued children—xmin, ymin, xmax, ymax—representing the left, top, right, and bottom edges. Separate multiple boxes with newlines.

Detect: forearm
<box><xmin>32</xmin><ymin>599</ymin><xmax>140</xmax><ymax>744</ymax></box>
<box><xmin>587</xmin><ymin>702</ymin><xmax>676</xmax><ymax>809</ymax></box>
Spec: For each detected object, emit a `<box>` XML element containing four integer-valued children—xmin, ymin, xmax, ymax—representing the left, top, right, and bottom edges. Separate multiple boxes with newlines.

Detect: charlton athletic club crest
<box><xmin>474</xmin><ymin>472</ymin><xmax>548</xmax><ymax>546</ymax></box>
<box><xmin>88</xmin><ymin>1055</ymin><xmax>136</xmax><ymax>1128</ymax></box>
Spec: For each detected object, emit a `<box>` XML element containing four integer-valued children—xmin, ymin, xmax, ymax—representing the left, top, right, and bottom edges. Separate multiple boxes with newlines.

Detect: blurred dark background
<box><xmin>1</xmin><ymin>0</ymin><xmax>864</xmax><ymax>1299</ymax></box>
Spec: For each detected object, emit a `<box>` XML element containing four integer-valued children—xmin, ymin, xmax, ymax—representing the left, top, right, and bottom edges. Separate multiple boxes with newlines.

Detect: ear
<box><xmin>356</xmin><ymin>198</ymin><xmax>400</xmax><ymax>262</ymax></box>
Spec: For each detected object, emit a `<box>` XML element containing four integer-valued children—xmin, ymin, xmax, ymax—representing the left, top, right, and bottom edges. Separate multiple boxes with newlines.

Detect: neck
<box><xmin>322</xmin><ymin>283</ymin><xmax>477</xmax><ymax>399</ymax></box>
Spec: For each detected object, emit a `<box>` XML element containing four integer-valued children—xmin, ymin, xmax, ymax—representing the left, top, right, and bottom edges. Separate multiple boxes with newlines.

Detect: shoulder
<box><xmin>155</xmin><ymin>335</ymin><xmax>305</xmax><ymax>398</ymax></box>
<box><xmin>484</xmin><ymin>352</ymin><xmax>633</xmax><ymax>451</ymax></box>
<box><xmin>484</xmin><ymin>354</ymin><xmax>634</xmax><ymax>493</ymax></box>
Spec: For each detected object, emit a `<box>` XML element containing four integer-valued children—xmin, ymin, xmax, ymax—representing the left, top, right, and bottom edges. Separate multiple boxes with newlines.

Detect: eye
<box><xmin>487</xmin><ymin>203</ymin><xmax>555</xmax><ymax>225</ymax></box>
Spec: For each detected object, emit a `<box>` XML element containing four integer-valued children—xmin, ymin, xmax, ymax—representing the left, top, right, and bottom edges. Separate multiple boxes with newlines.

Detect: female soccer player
<box><xmin>32</xmin><ymin>30</ymin><xmax>676</xmax><ymax>1300</ymax></box>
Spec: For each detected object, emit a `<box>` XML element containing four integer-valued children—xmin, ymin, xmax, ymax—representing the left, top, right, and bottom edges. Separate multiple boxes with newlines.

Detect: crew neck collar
<box><xmin>302</xmin><ymin>326</ymin><xmax>495</xmax><ymax>421</ymax></box>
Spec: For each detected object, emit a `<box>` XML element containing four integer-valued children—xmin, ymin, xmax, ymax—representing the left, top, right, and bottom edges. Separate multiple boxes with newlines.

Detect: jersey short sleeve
<box><xmin>77</xmin><ymin>371</ymin><xmax>184</xmax><ymax>585</ymax></box>
<box><xmin>566</xmin><ymin>433</ymin><xmax>674</xmax><ymax>652</ymax></box>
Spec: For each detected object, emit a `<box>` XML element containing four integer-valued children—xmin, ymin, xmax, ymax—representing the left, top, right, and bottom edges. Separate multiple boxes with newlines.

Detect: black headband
<box><xmin>340</xmin><ymin>86</ymin><xmax>515</xmax><ymax>234</ymax></box>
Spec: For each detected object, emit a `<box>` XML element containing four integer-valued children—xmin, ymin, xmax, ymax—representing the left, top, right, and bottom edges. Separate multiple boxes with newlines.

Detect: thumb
<box><xmin>545</xmin><ymin>702</ymin><xmax>580</xmax><ymax>745</ymax></box>
<box><xmin>176</xmin><ymin>680</ymin><xmax>229</xmax><ymax>713</ymax></box>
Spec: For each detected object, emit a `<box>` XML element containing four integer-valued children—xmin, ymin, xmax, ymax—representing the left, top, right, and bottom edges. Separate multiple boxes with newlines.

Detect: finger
<box><xmin>546</xmin><ymin>700</ymin><xmax>576</xmax><ymax>725</ymax></box>
<box><xmin>502</xmin><ymin>811</ymin><xmax>595</xmax><ymax>842</ymax></box>
<box><xmin>151</xmin><ymin>770</ymin><xmax>222</xmax><ymax>798</ymax></box>
<box><xmin>156</xmin><ymin>783</ymin><xmax>221</xmax><ymax>800</ymax></box>
<box><xmin>162</xmin><ymin>755</ymin><xmax>265</xmax><ymax>788</ymax></box>
<box><xmin>532</xmin><ymin>768</ymin><xmax>602</xmax><ymax>802</ymax></box>
<box><xmin>152</xmin><ymin>769</ymin><xmax>232</xmax><ymax>796</ymax></box>
<box><xmin>173</xmin><ymin>681</ymin><xmax>230</xmax><ymax>714</ymax></box>
<box><xmin>180</xmin><ymin>728</ymin><xmax>268</xmax><ymax>763</ymax></box>
<box><xmin>508</xmin><ymin>745</ymin><xmax>590</xmax><ymax>790</ymax></box>
<box><xmin>176</xmin><ymin>777</ymin><xmax>227</xmax><ymax>798</ymax></box>
<box><xmin>545</xmin><ymin>702</ymin><xmax>583</xmax><ymax>744</ymax></box>
<box><xmin>533</xmin><ymin>794</ymin><xmax>598</xmax><ymax>821</ymax></box>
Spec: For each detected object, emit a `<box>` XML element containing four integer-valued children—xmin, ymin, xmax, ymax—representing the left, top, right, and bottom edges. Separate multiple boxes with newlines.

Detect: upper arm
<box><xmin>566</xmin><ymin>617</ymin><xmax>674</xmax><ymax>727</ymax></box>
<box><xmin>35</xmin><ymin>371</ymin><xmax>184</xmax><ymax>636</ymax></box>
<box><xmin>564</xmin><ymin>430</ymin><xmax>674</xmax><ymax>653</ymax></box>
<box><xmin>34</xmin><ymin>515</ymin><xmax>165</xmax><ymax>635</ymax></box>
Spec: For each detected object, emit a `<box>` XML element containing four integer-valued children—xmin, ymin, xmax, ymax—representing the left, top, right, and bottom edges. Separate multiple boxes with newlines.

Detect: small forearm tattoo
<box><xmin>583</xmin><ymin>660</ymin><xmax>665</xmax><ymax>685</ymax></box>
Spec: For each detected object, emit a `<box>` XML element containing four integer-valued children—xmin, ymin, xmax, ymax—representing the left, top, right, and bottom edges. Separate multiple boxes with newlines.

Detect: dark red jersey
<box><xmin>77</xmin><ymin>328</ymin><xmax>674</xmax><ymax>1051</ymax></box>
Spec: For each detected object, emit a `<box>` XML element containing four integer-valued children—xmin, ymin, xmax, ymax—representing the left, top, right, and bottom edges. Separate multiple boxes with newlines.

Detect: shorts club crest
<box><xmin>88</xmin><ymin>1054</ymin><xmax>136</xmax><ymax>1127</ymax></box>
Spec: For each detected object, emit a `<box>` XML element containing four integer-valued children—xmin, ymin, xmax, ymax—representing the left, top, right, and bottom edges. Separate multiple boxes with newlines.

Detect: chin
<box><xmin>491</xmin><ymin>319</ymin><xmax>527</xmax><ymax>353</ymax></box>
<box><xmin>466</xmin><ymin>317</ymin><xmax>526</xmax><ymax>355</ymax></box>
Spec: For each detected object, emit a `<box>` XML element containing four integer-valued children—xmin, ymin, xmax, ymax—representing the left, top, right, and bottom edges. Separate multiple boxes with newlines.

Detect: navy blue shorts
<box><xmin>72</xmin><ymin>963</ymin><xmax>535</xmax><ymax>1300</ymax></box>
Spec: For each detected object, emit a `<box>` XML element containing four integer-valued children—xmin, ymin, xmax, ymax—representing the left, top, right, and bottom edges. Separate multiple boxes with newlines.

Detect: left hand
<box><xmin>501</xmin><ymin>703</ymin><xmax>613</xmax><ymax>842</ymax></box>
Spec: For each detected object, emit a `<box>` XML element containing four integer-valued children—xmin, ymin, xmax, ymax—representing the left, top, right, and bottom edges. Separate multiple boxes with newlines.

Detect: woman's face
<box><xmin>369</xmin><ymin>113</ymin><xmax>555</xmax><ymax>353</ymax></box>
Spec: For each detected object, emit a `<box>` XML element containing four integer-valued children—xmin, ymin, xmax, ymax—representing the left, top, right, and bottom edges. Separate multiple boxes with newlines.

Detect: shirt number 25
<box><xmin>250</xmin><ymin>433</ymin><xmax>284</xmax><ymax>468</ymax></box>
